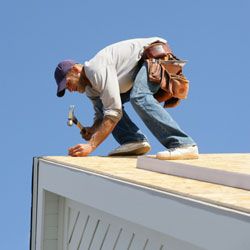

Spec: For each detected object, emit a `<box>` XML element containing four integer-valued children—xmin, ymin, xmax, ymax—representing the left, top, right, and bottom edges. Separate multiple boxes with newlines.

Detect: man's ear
<box><xmin>72</xmin><ymin>65</ymin><xmax>81</xmax><ymax>73</ymax></box>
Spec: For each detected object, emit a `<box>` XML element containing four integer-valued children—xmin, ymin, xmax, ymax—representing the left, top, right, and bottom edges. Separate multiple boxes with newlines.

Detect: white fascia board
<box><xmin>30</xmin><ymin>157</ymin><xmax>39</xmax><ymax>250</ymax></box>
<box><xmin>37</xmin><ymin>159</ymin><xmax>250</xmax><ymax>250</ymax></box>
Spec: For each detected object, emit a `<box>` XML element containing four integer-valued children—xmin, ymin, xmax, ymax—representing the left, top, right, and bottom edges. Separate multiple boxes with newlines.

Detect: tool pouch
<box><xmin>143</xmin><ymin>42</ymin><xmax>189</xmax><ymax>108</ymax></box>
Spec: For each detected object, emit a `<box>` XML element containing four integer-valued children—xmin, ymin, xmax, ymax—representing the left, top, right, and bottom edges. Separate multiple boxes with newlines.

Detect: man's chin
<box><xmin>78</xmin><ymin>89</ymin><xmax>85</xmax><ymax>94</ymax></box>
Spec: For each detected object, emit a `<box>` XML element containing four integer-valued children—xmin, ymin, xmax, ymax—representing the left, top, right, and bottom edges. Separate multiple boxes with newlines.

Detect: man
<box><xmin>54</xmin><ymin>37</ymin><xmax>198</xmax><ymax>159</ymax></box>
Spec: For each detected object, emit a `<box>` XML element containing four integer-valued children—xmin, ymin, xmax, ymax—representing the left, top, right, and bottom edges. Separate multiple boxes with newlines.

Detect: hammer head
<box><xmin>67</xmin><ymin>105</ymin><xmax>75</xmax><ymax>126</ymax></box>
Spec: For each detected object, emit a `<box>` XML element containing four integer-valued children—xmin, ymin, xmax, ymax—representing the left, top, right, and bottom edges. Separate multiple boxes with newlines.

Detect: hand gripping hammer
<box><xmin>67</xmin><ymin>105</ymin><xmax>86</xmax><ymax>133</ymax></box>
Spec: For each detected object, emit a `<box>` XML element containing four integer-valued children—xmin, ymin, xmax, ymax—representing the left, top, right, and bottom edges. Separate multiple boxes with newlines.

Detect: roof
<box><xmin>42</xmin><ymin>154</ymin><xmax>250</xmax><ymax>214</ymax></box>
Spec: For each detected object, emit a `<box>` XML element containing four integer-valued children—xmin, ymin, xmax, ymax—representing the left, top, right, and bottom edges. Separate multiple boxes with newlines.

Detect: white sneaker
<box><xmin>156</xmin><ymin>145</ymin><xmax>199</xmax><ymax>160</ymax></box>
<box><xmin>108</xmin><ymin>141</ymin><xmax>151</xmax><ymax>156</ymax></box>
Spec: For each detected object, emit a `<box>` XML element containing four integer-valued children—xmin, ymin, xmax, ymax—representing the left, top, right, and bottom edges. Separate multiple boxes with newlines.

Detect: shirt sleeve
<box><xmin>85</xmin><ymin>64</ymin><xmax>123</xmax><ymax>121</ymax></box>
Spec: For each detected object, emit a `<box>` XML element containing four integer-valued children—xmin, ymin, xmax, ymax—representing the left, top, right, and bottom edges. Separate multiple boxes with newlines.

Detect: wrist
<box><xmin>88</xmin><ymin>140</ymin><xmax>97</xmax><ymax>151</ymax></box>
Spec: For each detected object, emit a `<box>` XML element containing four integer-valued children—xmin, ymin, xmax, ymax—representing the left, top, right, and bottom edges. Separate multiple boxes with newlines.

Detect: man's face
<box><xmin>66</xmin><ymin>68</ymin><xmax>85</xmax><ymax>93</ymax></box>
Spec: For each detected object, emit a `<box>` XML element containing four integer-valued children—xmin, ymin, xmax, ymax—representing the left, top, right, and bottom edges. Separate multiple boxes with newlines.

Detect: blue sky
<box><xmin>1</xmin><ymin>0</ymin><xmax>250</xmax><ymax>249</ymax></box>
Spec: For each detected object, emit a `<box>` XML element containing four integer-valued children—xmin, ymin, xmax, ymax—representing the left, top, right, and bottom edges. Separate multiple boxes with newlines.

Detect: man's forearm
<box><xmin>88</xmin><ymin>117</ymin><xmax>118</xmax><ymax>149</ymax></box>
<box><xmin>91</xmin><ymin>118</ymin><xmax>103</xmax><ymax>133</ymax></box>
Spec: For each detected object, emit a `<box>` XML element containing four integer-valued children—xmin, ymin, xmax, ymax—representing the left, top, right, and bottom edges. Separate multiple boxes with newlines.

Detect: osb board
<box><xmin>42</xmin><ymin>154</ymin><xmax>250</xmax><ymax>214</ymax></box>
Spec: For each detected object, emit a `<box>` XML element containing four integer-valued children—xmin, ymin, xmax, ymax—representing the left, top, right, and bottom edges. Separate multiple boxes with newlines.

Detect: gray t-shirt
<box><xmin>84</xmin><ymin>37</ymin><xmax>166</xmax><ymax>120</ymax></box>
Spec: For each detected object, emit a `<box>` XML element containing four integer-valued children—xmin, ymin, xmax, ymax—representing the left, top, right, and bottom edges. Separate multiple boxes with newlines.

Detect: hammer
<box><xmin>67</xmin><ymin>105</ymin><xmax>86</xmax><ymax>133</ymax></box>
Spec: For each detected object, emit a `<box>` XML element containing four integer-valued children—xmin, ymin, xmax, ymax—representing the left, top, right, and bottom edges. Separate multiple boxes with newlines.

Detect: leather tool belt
<box><xmin>142</xmin><ymin>41</ymin><xmax>173</xmax><ymax>59</ymax></box>
<box><xmin>142</xmin><ymin>41</ymin><xmax>189</xmax><ymax>108</ymax></box>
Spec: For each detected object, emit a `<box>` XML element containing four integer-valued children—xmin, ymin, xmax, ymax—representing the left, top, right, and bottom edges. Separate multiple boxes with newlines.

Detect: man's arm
<box><xmin>68</xmin><ymin>116</ymin><xmax>118</xmax><ymax>157</ymax></box>
<box><xmin>70</xmin><ymin>65</ymin><xmax>122</xmax><ymax>156</ymax></box>
<box><xmin>80</xmin><ymin>118</ymin><xmax>103</xmax><ymax>141</ymax></box>
<box><xmin>89</xmin><ymin>116</ymin><xmax>118</xmax><ymax>148</ymax></box>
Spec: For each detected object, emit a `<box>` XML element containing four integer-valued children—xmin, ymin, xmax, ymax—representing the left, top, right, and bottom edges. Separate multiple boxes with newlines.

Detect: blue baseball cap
<box><xmin>54</xmin><ymin>60</ymin><xmax>76</xmax><ymax>97</ymax></box>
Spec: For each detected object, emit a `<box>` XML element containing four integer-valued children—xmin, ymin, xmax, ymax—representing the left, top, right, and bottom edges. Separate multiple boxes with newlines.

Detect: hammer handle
<box><xmin>77</xmin><ymin>121</ymin><xmax>85</xmax><ymax>132</ymax></box>
<box><xmin>73</xmin><ymin>117</ymin><xmax>86</xmax><ymax>132</ymax></box>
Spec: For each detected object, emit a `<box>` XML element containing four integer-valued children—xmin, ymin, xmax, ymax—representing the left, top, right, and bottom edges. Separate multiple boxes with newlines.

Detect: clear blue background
<box><xmin>1</xmin><ymin>0</ymin><xmax>249</xmax><ymax>249</ymax></box>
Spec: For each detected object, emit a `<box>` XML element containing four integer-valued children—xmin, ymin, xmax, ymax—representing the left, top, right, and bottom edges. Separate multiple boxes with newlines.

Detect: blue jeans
<box><xmin>112</xmin><ymin>63</ymin><xmax>196</xmax><ymax>148</ymax></box>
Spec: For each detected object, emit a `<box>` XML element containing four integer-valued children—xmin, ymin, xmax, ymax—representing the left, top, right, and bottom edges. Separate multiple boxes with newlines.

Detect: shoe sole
<box><xmin>109</xmin><ymin>145</ymin><xmax>151</xmax><ymax>156</ymax></box>
<box><xmin>156</xmin><ymin>153</ymin><xmax>199</xmax><ymax>160</ymax></box>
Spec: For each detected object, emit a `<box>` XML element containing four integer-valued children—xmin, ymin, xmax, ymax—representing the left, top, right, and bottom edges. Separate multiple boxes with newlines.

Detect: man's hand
<box><xmin>68</xmin><ymin>117</ymin><xmax>118</xmax><ymax>157</ymax></box>
<box><xmin>80</xmin><ymin>119</ymin><xmax>103</xmax><ymax>141</ymax></box>
<box><xmin>68</xmin><ymin>144</ymin><xmax>95</xmax><ymax>157</ymax></box>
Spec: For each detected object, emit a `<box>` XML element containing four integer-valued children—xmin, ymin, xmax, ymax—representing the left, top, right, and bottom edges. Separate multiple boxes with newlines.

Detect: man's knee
<box><xmin>130</xmin><ymin>94</ymin><xmax>143</xmax><ymax>107</ymax></box>
<box><xmin>130</xmin><ymin>94</ymin><xmax>154</xmax><ymax>110</ymax></box>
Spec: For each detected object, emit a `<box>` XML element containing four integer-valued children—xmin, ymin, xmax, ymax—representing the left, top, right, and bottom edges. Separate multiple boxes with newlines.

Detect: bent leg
<box><xmin>130</xmin><ymin>63</ymin><xmax>196</xmax><ymax>148</ymax></box>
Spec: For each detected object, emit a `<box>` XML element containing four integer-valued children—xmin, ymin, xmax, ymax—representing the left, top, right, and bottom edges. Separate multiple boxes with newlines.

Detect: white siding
<box><xmin>63</xmin><ymin>198</ymin><xmax>201</xmax><ymax>250</ymax></box>
<box><xmin>43</xmin><ymin>191</ymin><xmax>64</xmax><ymax>250</ymax></box>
